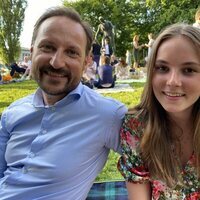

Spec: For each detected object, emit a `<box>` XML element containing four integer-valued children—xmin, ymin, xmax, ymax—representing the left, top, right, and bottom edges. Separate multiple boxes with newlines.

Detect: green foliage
<box><xmin>0</xmin><ymin>80</ymin><xmax>145</xmax><ymax>180</ymax></box>
<box><xmin>0</xmin><ymin>0</ymin><xmax>27</xmax><ymax>64</ymax></box>
<box><xmin>63</xmin><ymin>0</ymin><xmax>198</xmax><ymax>59</ymax></box>
<box><xmin>146</xmin><ymin>0</ymin><xmax>199</xmax><ymax>33</ymax></box>
<box><xmin>63</xmin><ymin>0</ymin><xmax>142</xmax><ymax>56</ymax></box>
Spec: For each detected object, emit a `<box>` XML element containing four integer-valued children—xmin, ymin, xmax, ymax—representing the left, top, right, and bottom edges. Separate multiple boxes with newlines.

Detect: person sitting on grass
<box><xmin>115</xmin><ymin>57</ymin><xmax>129</xmax><ymax>80</ymax></box>
<box><xmin>94</xmin><ymin>55</ymin><xmax>116</xmax><ymax>88</ymax></box>
<box><xmin>20</xmin><ymin>56</ymin><xmax>32</xmax><ymax>80</ymax></box>
<box><xmin>82</xmin><ymin>53</ymin><xmax>97</xmax><ymax>89</ymax></box>
<box><xmin>9</xmin><ymin>62</ymin><xmax>26</xmax><ymax>77</ymax></box>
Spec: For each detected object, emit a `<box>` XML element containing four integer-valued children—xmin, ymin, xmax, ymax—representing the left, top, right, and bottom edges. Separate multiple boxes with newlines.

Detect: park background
<box><xmin>0</xmin><ymin>0</ymin><xmax>199</xmax><ymax>64</ymax></box>
<box><xmin>0</xmin><ymin>0</ymin><xmax>199</xmax><ymax>181</ymax></box>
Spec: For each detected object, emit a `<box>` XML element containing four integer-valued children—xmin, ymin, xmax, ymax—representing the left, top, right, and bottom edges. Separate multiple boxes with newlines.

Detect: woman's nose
<box><xmin>166</xmin><ymin>71</ymin><xmax>182</xmax><ymax>87</ymax></box>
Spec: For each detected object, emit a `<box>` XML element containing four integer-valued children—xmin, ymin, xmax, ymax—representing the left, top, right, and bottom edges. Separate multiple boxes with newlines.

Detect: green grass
<box><xmin>0</xmin><ymin>80</ymin><xmax>145</xmax><ymax>181</ymax></box>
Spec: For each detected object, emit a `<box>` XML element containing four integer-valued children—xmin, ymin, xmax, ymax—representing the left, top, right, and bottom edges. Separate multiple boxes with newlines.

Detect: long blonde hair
<box><xmin>130</xmin><ymin>23</ymin><xmax>200</xmax><ymax>186</ymax></box>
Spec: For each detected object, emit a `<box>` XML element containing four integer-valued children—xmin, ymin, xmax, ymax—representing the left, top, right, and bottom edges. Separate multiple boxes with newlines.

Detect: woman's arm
<box><xmin>126</xmin><ymin>181</ymin><xmax>151</xmax><ymax>200</ymax></box>
<box><xmin>133</xmin><ymin>41</ymin><xmax>144</xmax><ymax>49</ymax></box>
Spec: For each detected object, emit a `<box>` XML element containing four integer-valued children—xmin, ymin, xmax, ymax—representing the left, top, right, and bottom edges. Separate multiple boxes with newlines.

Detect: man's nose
<box><xmin>166</xmin><ymin>71</ymin><xmax>182</xmax><ymax>87</ymax></box>
<box><xmin>50</xmin><ymin>51</ymin><xmax>66</xmax><ymax>69</ymax></box>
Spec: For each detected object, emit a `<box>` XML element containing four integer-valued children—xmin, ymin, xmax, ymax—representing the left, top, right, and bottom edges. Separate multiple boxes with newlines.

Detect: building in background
<box><xmin>19</xmin><ymin>47</ymin><xmax>30</xmax><ymax>61</ymax></box>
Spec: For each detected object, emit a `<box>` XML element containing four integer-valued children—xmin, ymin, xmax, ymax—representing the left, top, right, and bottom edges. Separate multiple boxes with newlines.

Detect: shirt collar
<box><xmin>32</xmin><ymin>82</ymin><xmax>84</xmax><ymax>108</ymax></box>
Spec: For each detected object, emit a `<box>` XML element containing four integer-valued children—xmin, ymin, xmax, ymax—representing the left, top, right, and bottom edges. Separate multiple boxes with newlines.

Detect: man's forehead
<box><xmin>37</xmin><ymin>16</ymin><xmax>85</xmax><ymax>38</ymax></box>
<box><xmin>40</xmin><ymin>16</ymin><xmax>78</xmax><ymax>29</ymax></box>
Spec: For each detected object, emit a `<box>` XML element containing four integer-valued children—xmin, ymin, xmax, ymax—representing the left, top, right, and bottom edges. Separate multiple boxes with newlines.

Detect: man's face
<box><xmin>31</xmin><ymin>16</ymin><xmax>88</xmax><ymax>100</ymax></box>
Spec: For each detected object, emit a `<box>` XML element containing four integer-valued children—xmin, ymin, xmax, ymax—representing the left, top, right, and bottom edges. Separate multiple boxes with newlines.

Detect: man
<box><xmin>0</xmin><ymin>6</ymin><xmax>127</xmax><ymax>200</ymax></box>
<box><xmin>95</xmin><ymin>16</ymin><xmax>115</xmax><ymax>53</ymax></box>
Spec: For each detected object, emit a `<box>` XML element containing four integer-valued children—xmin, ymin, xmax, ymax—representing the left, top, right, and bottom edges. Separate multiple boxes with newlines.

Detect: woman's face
<box><xmin>152</xmin><ymin>36</ymin><xmax>200</xmax><ymax>117</ymax></box>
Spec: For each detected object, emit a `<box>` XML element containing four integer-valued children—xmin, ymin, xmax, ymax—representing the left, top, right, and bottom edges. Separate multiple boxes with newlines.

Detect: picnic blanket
<box><xmin>86</xmin><ymin>181</ymin><xmax>127</xmax><ymax>200</ymax></box>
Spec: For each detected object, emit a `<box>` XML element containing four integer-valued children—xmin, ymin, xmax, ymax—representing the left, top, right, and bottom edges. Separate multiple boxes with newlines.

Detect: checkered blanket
<box><xmin>86</xmin><ymin>181</ymin><xmax>128</xmax><ymax>200</ymax></box>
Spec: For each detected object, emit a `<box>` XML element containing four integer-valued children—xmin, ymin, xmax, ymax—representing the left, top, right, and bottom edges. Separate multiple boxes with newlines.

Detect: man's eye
<box><xmin>41</xmin><ymin>45</ymin><xmax>55</xmax><ymax>52</ymax></box>
<box><xmin>154</xmin><ymin>65</ymin><xmax>168</xmax><ymax>73</ymax></box>
<box><xmin>66</xmin><ymin>49</ymin><xmax>79</xmax><ymax>57</ymax></box>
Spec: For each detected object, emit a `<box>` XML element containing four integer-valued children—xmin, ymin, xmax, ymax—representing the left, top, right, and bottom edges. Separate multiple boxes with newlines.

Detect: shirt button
<box><xmin>42</xmin><ymin>130</ymin><xmax>47</xmax><ymax>134</ymax></box>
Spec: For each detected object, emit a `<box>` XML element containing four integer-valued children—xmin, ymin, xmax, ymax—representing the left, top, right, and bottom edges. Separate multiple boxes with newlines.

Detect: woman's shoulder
<box><xmin>122</xmin><ymin>109</ymin><xmax>146</xmax><ymax>137</ymax></box>
<box><xmin>127</xmin><ymin>108</ymin><xmax>146</xmax><ymax>119</ymax></box>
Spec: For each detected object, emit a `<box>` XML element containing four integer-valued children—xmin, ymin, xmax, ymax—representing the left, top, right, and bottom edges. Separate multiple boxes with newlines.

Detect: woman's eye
<box><xmin>154</xmin><ymin>65</ymin><xmax>168</xmax><ymax>73</ymax></box>
<box><xmin>183</xmin><ymin>68</ymin><xmax>196</xmax><ymax>74</ymax></box>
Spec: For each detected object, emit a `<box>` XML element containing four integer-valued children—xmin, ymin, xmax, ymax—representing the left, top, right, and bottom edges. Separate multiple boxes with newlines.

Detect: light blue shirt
<box><xmin>0</xmin><ymin>83</ymin><xmax>127</xmax><ymax>200</ymax></box>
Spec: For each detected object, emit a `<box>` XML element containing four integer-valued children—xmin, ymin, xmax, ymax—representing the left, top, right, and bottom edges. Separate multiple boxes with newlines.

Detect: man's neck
<box><xmin>42</xmin><ymin>92</ymin><xmax>66</xmax><ymax>106</ymax></box>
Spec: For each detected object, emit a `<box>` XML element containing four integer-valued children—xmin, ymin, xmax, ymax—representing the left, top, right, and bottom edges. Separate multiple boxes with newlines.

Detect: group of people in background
<box><xmin>0</xmin><ymin>55</ymin><xmax>32</xmax><ymax>83</ymax></box>
<box><xmin>10</xmin><ymin>56</ymin><xmax>32</xmax><ymax>80</ymax></box>
<box><xmin>82</xmin><ymin>34</ymin><xmax>117</xmax><ymax>89</ymax></box>
<box><xmin>0</xmin><ymin>5</ymin><xmax>200</xmax><ymax>200</ymax></box>
<box><xmin>0</xmin><ymin>55</ymin><xmax>32</xmax><ymax>82</ymax></box>
<box><xmin>82</xmin><ymin>29</ymin><xmax>155</xmax><ymax>89</ymax></box>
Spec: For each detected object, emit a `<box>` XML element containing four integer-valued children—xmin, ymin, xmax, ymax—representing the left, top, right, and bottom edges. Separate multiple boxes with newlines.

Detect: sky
<box><xmin>20</xmin><ymin>0</ymin><xmax>63</xmax><ymax>48</ymax></box>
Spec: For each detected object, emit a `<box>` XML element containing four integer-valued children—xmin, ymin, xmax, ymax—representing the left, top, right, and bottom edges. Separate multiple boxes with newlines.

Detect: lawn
<box><xmin>0</xmin><ymin>80</ymin><xmax>145</xmax><ymax>181</ymax></box>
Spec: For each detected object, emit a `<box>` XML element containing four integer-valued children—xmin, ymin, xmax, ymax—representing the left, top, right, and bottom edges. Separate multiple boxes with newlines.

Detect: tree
<box><xmin>63</xmin><ymin>0</ymin><xmax>197</xmax><ymax>59</ymax></box>
<box><xmin>0</xmin><ymin>0</ymin><xmax>27</xmax><ymax>64</ymax></box>
<box><xmin>63</xmin><ymin>0</ymin><xmax>137</xmax><ymax>56</ymax></box>
<box><xmin>146</xmin><ymin>0</ymin><xmax>199</xmax><ymax>34</ymax></box>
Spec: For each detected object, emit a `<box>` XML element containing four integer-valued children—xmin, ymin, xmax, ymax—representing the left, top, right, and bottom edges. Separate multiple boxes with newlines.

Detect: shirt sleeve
<box><xmin>104</xmin><ymin>102</ymin><xmax>127</xmax><ymax>154</ymax></box>
<box><xmin>0</xmin><ymin>112</ymin><xmax>9</xmax><ymax>178</ymax></box>
<box><xmin>118</xmin><ymin>114</ymin><xmax>150</xmax><ymax>183</ymax></box>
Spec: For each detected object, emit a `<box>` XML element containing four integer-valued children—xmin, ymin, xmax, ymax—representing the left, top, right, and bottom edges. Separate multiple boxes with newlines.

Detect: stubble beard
<box><xmin>32</xmin><ymin>65</ymin><xmax>79</xmax><ymax>96</ymax></box>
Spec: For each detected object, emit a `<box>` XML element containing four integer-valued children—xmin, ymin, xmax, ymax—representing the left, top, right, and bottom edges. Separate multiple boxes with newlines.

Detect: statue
<box><xmin>95</xmin><ymin>17</ymin><xmax>115</xmax><ymax>53</ymax></box>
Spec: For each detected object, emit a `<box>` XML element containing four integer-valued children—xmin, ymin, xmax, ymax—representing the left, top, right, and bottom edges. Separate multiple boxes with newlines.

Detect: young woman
<box><xmin>132</xmin><ymin>35</ymin><xmax>143</xmax><ymax>68</ymax></box>
<box><xmin>118</xmin><ymin>23</ymin><xmax>200</xmax><ymax>199</ymax></box>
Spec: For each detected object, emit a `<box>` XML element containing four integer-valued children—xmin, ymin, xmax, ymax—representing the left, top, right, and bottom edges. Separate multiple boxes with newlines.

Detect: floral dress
<box><xmin>118</xmin><ymin>114</ymin><xmax>200</xmax><ymax>200</ymax></box>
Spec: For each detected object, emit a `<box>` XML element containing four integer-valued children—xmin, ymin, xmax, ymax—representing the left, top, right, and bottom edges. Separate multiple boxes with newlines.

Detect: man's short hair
<box><xmin>31</xmin><ymin>6</ymin><xmax>93</xmax><ymax>55</ymax></box>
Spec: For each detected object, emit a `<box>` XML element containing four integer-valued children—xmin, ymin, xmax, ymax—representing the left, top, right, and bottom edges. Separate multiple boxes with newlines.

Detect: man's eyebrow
<box><xmin>37</xmin><ymin>39</ymin><xmax>54</xmax><ymax>45</ymax></box>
